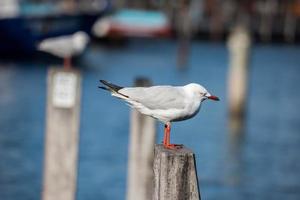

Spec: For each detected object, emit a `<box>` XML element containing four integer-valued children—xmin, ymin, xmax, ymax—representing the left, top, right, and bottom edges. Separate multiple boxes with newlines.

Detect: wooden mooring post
<box><xmin>153</xmin><ymin>144</ymin><xmax>201</xmax><ymax>200</ymax></box>
<box><xmin>126</xmin><ymin>77</ymin><xmax>157</xmax><ymax>200</ymax></box>
<box><xmin>227</xmin><ymin>25</ymin><xmax>251</xmax><ymax>134</ymax></box>
<box><xmin>42</xmin><ymin>67</ymin><xmax>81</xmax><ymax>200</ymax></box>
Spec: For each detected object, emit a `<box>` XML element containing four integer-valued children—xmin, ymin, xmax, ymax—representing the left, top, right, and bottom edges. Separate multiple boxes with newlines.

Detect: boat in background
<box><xmin>92</xmin><ymin>9</ymin><xmax>172</xmax><ymax>39</ymax></box>
<box><xmin>0</xmin><ymin>0</ymin><xmax>112</xmax><ymax>55</ymax></box>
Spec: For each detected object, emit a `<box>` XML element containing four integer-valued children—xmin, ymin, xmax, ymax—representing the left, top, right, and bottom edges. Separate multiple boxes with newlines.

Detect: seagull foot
<box><xmin>164</xmin><ymin>144</ymin><xmax>183</xmax><ymax>150</ymax></box>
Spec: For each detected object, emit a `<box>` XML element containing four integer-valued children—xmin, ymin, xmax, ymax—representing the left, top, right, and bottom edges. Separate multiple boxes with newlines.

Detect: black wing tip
<box><xmin>98</xmin><ymin>86</ymin><xmax>108</xmax><ymax>90</ymax></box>
<box><xmin>99</xmin><ymin>79</ymin><xmax>123</xmax><ymax>91</ymax></box>
<box><xmin>98</xmin><ymin>80</ymin><xmax>109</xmax><ymax>91</ymax></box>
<box><xmin>98</xmin><ymin>80</ymin><xmax>129</xmax><ymax>98</ymax></box>
<box><xmin>99</xmin><ymin>80</ymin><xmax>107</xmax><ymax>84</ymax></box>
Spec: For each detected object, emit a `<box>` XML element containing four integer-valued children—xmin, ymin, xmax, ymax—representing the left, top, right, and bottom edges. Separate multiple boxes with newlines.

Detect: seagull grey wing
<box><xmin>119</xmin><ymin>86</ymin><xmax>186</xmax><ymax>110</ymax></box>
<box><xmin>38</xmin><ymin>36</ymin><xmax>74</xmax><ymax>58</ymax></box>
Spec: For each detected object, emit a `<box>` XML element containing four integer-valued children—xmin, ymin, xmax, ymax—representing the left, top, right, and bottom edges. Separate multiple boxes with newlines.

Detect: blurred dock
<box><xmin>0</xmin><ymin>0</ymin><xmax>111</xmax><ymax>55</ymax></box>
<box><xmin>1</xmin><ymin>0</ymin><xmax>300</xmax><ymax>57</ymax></box>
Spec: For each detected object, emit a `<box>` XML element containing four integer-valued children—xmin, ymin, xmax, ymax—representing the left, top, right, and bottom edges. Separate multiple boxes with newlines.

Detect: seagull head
<box><xmin>185</xmin><ymin>83</ymin><xmax>220</xmax><ymax>102</ymax></box>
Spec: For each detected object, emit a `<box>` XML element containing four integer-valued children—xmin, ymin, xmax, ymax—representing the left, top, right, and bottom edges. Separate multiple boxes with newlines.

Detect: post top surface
<box><xmin>155</xmin><ymin>144</ymin><xmax>195</xmax><ymax>156</ymax></box>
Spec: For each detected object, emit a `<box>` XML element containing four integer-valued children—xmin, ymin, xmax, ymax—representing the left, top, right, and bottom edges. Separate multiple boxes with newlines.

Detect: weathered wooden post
<box><xmin>227</xmin><ymin>25</ymin><xmax>251</xmax><ymax>134</ymax></box>
<box><xmin>126</xmin><ymin>78</ymin><xmax>157</xmax><ymax>200</ymax></box>
<box><xmin>42</xmin><ymin>67</ymin><xmax>81</xmax><ymax>200</ymax></box>
<box><xmin>153</xmin><ymin>144</ymin><xmax>201</xmax><ymax>200</ymax></box>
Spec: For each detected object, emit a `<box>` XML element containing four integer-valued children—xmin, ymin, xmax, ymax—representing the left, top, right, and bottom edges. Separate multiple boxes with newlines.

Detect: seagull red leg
<box><xmin>163</xmin><ymin>124</ymin><xmax>168</xmax><ymax>146</ymax></box>
<box><xmin>166</xmin><ymin>123</ymin><xmax>171</xmax><ymax>146</ymax></box>
<box><xmin>165</xmin><ymin>123</ymin><xmax>175</xmax><ymax>149</ymax></box>
<box><xmin>63</xmin><ymin>57</ymin><xmax>72</xmax><ymax>69</ymax></box>
<box><xmin>164</xmin><ymin>122</ymin><xmax>183</xmax><ymax>149</ymax></box>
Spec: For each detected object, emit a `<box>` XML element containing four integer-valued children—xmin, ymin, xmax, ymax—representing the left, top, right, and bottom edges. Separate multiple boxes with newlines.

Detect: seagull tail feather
<box><xmin>98</xmin><ymin>86</ymin><xmax>109</xmax><ymax>91</ymax></box>
<box><xmin>99</xmin><ymin>80</ymin><xmax>129</xmax><ymax>98</ymax></box>
<box><xmin>99</xmin><ymin>80</ymin><xmax>123</xmax><ymax>92</ymax></box>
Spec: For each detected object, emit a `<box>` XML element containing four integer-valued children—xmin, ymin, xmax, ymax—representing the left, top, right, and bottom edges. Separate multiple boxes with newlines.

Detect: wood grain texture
<box><xmin>153</xmin><ymin>144</ymin><xmax>200</xmax><ymax>200</ymax></box>
<box><xmin>42</xmin><ymin>68</ymin><xmax>81</xmax><ymax>200</ymax></box>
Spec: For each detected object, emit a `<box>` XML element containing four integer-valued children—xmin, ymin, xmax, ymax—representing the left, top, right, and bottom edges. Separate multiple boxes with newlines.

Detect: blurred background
<box><xmin>1</xmin><ymin>0</ymin><xmax>300</xmax><ymax>199</ymax></box>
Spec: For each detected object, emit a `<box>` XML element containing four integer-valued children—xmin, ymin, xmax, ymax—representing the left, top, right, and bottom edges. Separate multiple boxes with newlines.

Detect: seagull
<box><xmin>99</xmin><ymin>80</ymin><xmax>219</xmax><ymax>149</ymax></box>
<box><xmin>37</xmin><ymin>31</ymin><xmax>90</xmax><ymax>69</ymax></box>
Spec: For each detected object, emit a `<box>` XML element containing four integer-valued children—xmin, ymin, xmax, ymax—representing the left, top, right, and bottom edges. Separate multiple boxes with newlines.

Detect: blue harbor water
<box><xmin>0</xmin><ymin>39</ymin><xmax>300</xmax><ymax>200</ymax></box>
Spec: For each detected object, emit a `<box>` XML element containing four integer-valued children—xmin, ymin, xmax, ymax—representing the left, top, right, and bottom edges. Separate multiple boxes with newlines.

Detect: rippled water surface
<box><xmin>0</xmin><ymin>39</ymin><xmax>300</xmax><ymax>200</ymax></box>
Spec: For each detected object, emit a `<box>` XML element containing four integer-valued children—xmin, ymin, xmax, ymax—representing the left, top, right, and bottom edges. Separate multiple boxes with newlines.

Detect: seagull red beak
<box><xmin>208</xmin><ymin>95</ymin><xmax>220</xmax><ymax>101</ymax></box>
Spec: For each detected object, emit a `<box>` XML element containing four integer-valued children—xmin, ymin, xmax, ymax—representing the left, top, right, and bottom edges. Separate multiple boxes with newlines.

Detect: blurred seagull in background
<box><xmin>99</xmin><ymin>80</ymin><xmax>219</xmax><ymax>149</ymax></box>
<box><xmin>38</xmin><ymin>31</ymin><xmax>90</xmax><ymax>69</ymax></box>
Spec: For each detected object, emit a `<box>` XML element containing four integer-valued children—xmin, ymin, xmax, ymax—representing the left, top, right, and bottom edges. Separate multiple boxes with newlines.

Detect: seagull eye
<box><xmin>200</xmin><ymin>92</ymin><xmax>206</xmax><ymax>96</ymax></box>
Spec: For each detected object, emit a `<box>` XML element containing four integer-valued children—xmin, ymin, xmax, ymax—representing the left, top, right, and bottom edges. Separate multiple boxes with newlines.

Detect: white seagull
<box><xmin>99</xmin><ymin>80</ymin><xmax>219</xmax><ymax>149</ymax></box>
<box><xmin>37</xmin><ymin>31</ymin><xmax>90</xmax><ymax>69</ymax></box>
